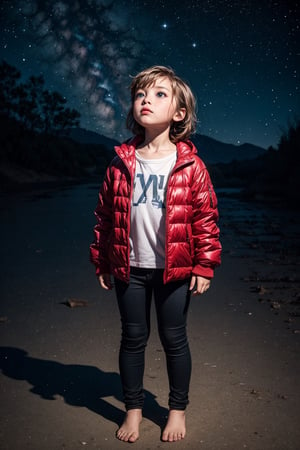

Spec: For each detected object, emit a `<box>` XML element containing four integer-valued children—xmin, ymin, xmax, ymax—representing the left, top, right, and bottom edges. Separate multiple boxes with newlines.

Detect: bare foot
<box><xmin>116</xmin><ymin>409</ymin><xmax>142</xmax><ymax>443</ymax></box>
<box><xmin>161</xmin><ymin>410</ymin><xmax>186</xmax><ymax>442</ymax></box>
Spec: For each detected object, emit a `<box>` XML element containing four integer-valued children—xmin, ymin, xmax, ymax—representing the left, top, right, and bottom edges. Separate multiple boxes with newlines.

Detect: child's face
<box><xmin>133</xmin><ymin>77</ymin><xmax>185</xmax><ymax>132</ymax></box>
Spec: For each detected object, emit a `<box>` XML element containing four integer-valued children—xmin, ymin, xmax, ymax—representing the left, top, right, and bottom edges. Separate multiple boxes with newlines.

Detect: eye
<box><xmin>135</xmin><ymin>91</ymin><xmax>144</xmax><ymax>99</ymax></box>
<box><xmin>157</xmin><ymin>91</ymin><xmax>166</xmax><ymax>98</ymax></box>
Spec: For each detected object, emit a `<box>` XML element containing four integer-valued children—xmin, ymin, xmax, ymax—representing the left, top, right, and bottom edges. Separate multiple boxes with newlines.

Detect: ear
<box><xmin>173</xmin><ymin>108</ymin><xmax>186</xmax><ymax>122</ymax></box>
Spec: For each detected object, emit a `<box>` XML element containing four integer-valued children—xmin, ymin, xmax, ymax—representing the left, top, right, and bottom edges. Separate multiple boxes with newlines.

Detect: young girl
<box><xmin>90</xmin><ymin>65</ymin><xmax>221</xmax><ymax>443</ymax></box>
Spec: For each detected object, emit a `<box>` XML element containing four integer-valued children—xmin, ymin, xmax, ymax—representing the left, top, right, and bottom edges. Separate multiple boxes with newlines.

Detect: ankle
<box><xmin>169</xmin><ymin>409</ymin><xmax>186</xmax><ymax>416</ymax></box>
<box><xmin>126</xmin><ymin>408</ymin><xmax>142</xmax><ymax>416</ymax></box>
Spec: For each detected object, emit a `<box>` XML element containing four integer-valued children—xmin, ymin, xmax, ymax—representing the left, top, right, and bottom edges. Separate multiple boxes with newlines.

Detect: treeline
<box><xmin>0</xmin><ymin>61</ymin><xmax>111</xmax><ymax>186</ymax></box>
<box><xmin>0</xmin><ymin>60</ymin><xmax>80</xmax><ymax>134</ymax></box>
<box><xmin>245</xmin><ymin>120</ymin><xmax>300</xmax><ymax>204</ymax></box>
<box><xmin>210</xmin><ymin>119</ymin><xmax>300</xmax><ymax>206</ymax></box>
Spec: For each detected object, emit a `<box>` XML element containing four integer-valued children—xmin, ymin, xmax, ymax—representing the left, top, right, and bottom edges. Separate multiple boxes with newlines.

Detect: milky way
<box><xmin>0</xmin><ymin>0</ymin><xmax>151</xmax><ymax>139</ymax></box>
<box><xmin>0</xmin><ymin>0</ymin><xmax>299</xmax><ymax>148</ymax></box>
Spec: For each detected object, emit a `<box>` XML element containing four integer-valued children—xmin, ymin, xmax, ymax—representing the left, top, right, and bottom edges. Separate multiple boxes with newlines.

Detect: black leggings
<box><xmin>114</xmin><ymin>267</ymin><xmax>192</xmax><ymax>411</ymax></box>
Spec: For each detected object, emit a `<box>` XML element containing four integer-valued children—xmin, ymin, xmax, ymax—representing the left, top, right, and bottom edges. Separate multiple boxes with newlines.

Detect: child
<box><xmin>90</xmin><ymin>65</ymin><xmax>221</xmax><ymax>443</ymax></box>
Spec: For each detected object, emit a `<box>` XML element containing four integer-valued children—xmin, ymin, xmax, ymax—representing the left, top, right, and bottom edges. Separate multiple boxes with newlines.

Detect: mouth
<box><xmin>141</xmin><ymin>108</ymin><xmax>152</xmax><ymax>114</ymax></box>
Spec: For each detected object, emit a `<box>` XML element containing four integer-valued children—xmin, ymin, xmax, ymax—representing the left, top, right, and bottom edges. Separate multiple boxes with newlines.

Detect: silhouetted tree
<box><xmin>0</xmin><ymin>60</ymin><xmax>80</xmax><ymax>134</ymax></box>
<box><xmin>278</xmin><ymin>120</ymin><xmax>300</xmax><ymax>171</ymax></box>
<box><xmin>241</xmin><ymin>119</ymin><xmax>300</xmax><ymax>204</ymax></box>
<box><xmin>0</xmin><ymin>60</ymin><xmax>21</xmax><ymax>116</ymax></box>
<box><xmin>15</xmin><ymin>75</ymin><xmax>44</xmax><ymax>131</ymax></box>
<box><xmin>41</xmin><ymin>90</ymin><xmax>80</xmax><ymax>134</ymax></box>
<box><xmin>52</xmin><ymin>106</ymin><xmax>81</xmax><ymax>134</ymax></box>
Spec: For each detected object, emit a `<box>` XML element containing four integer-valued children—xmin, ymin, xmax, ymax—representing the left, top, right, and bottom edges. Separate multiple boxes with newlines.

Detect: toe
<box><xmin>128</xmin><ymin>432</ymin><xmax>139</xmax><ymax>443</ymax></box>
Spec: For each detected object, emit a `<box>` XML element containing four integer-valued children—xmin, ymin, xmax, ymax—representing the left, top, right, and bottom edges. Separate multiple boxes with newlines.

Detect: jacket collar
<box><xmin>176</xmin><ymin>140</ymin><xmax>197</xmax><ymax>161</ymax></box>
<box><xmin>115</xmin><ymin>136</ymin><xmax>197</xmax><ymax>162</ymax></box>
<box><xmin>114</xmin><ymin>135</ymin><xmax>142</xmax><ymax>160</ymax></box>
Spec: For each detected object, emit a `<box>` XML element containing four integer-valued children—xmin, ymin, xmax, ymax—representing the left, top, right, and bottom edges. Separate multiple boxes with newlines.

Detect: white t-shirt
<box><xmin>129</xmin><ymin>151</ymin><xmax>177</xmax><ymax>268</ymax></box>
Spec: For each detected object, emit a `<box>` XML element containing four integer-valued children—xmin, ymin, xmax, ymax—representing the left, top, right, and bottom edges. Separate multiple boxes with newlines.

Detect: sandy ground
<box><xmin>0</xmin><ymin>183</ymin><xmax>299</xmax><ymax>450</ymax></box>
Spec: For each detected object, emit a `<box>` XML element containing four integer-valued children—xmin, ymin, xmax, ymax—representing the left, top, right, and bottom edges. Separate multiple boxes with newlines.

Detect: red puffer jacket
<box><xmin>90</xmin><ymin>136</ymin><xmax>221</xmax><ymax>283</ymax></box>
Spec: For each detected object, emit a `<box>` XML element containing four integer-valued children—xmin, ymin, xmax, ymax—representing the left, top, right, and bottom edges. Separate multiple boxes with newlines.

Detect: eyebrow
<box><xmin>154</xmin><ymin>85</ymin><xmax>170</xmax><ymax>91</ymax></box>
<box><xmin>137</xmin><ymin>84</ymin><xmax>170</xmax><ymax>91</ymax></box>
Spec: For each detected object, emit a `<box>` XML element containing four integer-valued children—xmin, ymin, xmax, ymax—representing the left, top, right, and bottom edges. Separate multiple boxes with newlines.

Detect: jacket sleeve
<box><xmin>191</xmin><ymin>159</ymin><xmax>222</xmax><ymax>278</ymax></box>
<box><xmin>90</xmin><ymin>163</ymin><xmax>114</xmax><ymax>276</ymax></box>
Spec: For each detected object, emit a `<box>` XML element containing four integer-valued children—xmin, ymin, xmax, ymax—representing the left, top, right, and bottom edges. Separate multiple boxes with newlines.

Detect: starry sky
<box><xmin>0</xmin><ymin>0</ymin><xmax>299</xmax><ymax>149</ymax></box>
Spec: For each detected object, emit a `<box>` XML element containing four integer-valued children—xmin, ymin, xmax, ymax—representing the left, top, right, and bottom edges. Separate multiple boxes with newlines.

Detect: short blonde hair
<box><xmin>126</xmin><ymin>65</ymin><xmax>197</xmax><ymax>143</ymax></box>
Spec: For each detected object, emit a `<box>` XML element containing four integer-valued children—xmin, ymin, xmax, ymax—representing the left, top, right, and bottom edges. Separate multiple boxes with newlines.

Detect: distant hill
<box><xmin>191</xmin><ymin>134</ymin><xmax>266</xmax><ymax>164</ymax></box>
<box><xmin>66</xmin><ymin>127</ymin><xmax>266</xmax><ymax>164</ymax></box>
<box><xmin>65</xmin><ymin>127</ymin><xmax>120</xmax><ymax>150</ymax></box>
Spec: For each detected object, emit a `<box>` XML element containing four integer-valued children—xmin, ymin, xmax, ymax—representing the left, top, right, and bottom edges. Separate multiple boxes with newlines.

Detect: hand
<box><xmin>98</xmin><ymin>273</ymin><xmax>113</xmax><ymax>290</ymax></box>
<box><xmin>189</xmin><ymin>275</ymin><xmax>211</xmax><ymax>296</ymax></box>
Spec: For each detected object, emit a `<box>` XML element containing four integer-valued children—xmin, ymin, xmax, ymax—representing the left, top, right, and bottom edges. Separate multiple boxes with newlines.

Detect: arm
<box><xmin>90</xmin><ymin>164</ymin><xmax>114</xmax><ymax>277</ymax></box>
<box><xmin>191</xmin><ymin>160</ymin><xmax>222</xmax><ymax>281</ymax></box>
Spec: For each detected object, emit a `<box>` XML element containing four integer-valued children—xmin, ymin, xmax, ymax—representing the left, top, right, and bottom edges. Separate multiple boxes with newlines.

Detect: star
<box><xmin>0</xmin><ymin>0</ymin><xmax>298</xmax><ymax>149</ymax></box>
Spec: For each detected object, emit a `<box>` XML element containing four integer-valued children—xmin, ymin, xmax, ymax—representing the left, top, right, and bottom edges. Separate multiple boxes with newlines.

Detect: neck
<box><xmin>140</xmin><ymin>128</ymin><xmax>175</xmax><ymax>153</ymax></box>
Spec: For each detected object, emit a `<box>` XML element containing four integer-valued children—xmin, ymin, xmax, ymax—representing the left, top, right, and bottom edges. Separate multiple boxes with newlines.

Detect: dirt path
<box><xmin>0</xmin><ymin>184</ymin><xmax>299</xmax><ymax>449</ymax></box>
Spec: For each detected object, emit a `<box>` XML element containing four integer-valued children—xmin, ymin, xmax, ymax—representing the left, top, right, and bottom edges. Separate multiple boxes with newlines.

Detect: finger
<box><xmin>192</xmin><ymin>288</ymin><xmax>203</xmax><ymax>296</ymax></box>
<box><xmin>189</xmin><ymin>276</ymin><xmax>196</xmax><ymax>291</ymax></box>
<box><xmin>192</xmin><ymin>281</ymin><xmax>210</xmax><ymax>295</ymax></box>
<box><xmin>99</xmin><ymin>275</ymin><xmax>112</xmax><ymax>290</ymax></box>
<box><xmin>100</xmin><ymin>280</ymin><xmax>109</xmax><ymax>290</ymax></box>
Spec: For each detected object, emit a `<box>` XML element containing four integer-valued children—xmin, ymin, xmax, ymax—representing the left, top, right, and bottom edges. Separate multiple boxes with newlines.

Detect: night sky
<box><xmin>0</xmin><ymin>0</ymin><xmax>299</xmax><ymax>149</ymax></box>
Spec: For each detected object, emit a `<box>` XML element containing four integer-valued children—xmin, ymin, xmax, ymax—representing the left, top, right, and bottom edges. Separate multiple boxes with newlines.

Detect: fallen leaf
<box><xmin>63</xmin><ymin>299</ymin><xmax>89</xmax><ymax>308</ymax></box>
<box><xmin>270</xmin><ymin>301</ymin><xmax>281</xmax><ymax>310</ymax></box>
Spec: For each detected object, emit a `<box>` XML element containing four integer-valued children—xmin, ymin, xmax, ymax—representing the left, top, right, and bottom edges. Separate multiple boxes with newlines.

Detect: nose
<box><xmin>142</xmin><ymin>94</ymin><xmax>151</xmax><ymax>104</ymax></box>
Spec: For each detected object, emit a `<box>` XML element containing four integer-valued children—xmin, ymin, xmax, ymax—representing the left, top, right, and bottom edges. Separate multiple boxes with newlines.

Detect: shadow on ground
<box><xmin>0</xmin><ymin>346</ymin><xmax>168</xmax><ymax>429</ymax></box>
